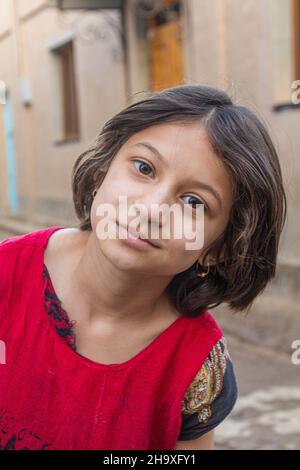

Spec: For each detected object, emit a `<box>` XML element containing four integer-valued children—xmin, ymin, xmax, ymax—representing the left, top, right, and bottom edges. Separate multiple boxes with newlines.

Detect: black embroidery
<box><xmin>43</xmin><ymin>265</ymin><xmax>77</xmax><ymax>350</ymax></box>
<box><xmin>0</xmin><ymin>408</ymin><xmax>51</xmax><ymax>450</ymax></box>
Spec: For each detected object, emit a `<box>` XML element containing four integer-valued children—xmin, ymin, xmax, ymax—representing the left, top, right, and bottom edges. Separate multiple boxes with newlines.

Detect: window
<box><xmin>52</xmin><ymin>41</ymin><xmax>79</xmax><ymax>141</ymax></box>
<box><xmin>292</xmin><ymin>0</ymin><xmax>300</xmax><ymax>80</ymax></box>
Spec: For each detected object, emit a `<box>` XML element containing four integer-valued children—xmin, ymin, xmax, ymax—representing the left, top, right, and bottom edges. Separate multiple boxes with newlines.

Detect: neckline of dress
<box><xmin>38</xmin><ymin>226</ymin><xmax>186</xmax><ymax>371</ymax></box>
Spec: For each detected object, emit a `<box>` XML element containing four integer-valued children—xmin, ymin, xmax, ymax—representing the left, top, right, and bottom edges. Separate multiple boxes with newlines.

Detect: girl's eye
<box><xmin>132</xmin><ymin>161</ymin><xmax>207</xmax><ymax>211</ymax></box>
<box><xmin>133</xmin><ymin>159</ymin><xmax>154</xmax><ymax>177</ymax></box>
<box><xmin>182</xmin><ymin>195</ymin><xmax>207</xmax><ymax>211</ymax></box>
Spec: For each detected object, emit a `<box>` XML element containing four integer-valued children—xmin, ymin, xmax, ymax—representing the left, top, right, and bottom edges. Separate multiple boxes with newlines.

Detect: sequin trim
<box><xmin>181</xmin><ymin>336</ymin><xmax>230</xmax><ymax>424</ymax></box>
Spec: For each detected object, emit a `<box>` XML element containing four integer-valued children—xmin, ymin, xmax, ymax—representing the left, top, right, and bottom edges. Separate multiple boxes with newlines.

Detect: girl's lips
<box><xmin>116</xmin><ymin>223</ymin><xmax>160</xmax><ymax>249</ymax></box>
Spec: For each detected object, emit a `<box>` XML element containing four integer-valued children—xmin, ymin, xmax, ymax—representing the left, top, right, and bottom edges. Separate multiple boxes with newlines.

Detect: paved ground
<box><xmin>214</xmin><ymin>333</ymin><xmax>300</xmax><ymax>450</ymax></box>
<box><xmin>0</xmin><ymin>229</ymin><xmax>299</xmax><ymax>450</ymax></box>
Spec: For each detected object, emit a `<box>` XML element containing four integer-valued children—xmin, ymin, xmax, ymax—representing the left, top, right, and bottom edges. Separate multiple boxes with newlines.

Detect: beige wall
<box><xmin>0</xmin><ymin>0</ymin><xmax>12</xmax><ymax>36</ymax></box>
<box><xmin>0</xmin><ymin>2</ymin><xmax>127</xmax><ymax>226</ymax></box>
<box><xmin>17</xmin><ymin>0</ymin><xmax>47</xmax><ymax>19</ymax></box>
<box><xmin>125</xmin><ymin>0</ymin><xmax>150</xmax><ymax>100</ymax></box>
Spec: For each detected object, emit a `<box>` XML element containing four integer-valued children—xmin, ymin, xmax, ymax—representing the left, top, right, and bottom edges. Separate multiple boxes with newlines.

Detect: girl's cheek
<box><xmin>169</xmin><ymin>238</ymin><xmax>199</xmax><ymax>265</ymax></box>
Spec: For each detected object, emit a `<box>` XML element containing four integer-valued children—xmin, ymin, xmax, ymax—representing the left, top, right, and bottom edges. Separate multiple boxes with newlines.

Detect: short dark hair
<box><xmin>72</xmin><ymin>84</ymin><xmax>287</xmax><ymax>317</ymax></box>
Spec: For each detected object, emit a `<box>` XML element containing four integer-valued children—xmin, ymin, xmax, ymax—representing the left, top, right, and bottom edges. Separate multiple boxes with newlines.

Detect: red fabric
<box><xmin>0</xmin><ymin>226</ymin><xmax>224</xmax><ymax>450</ymax></box>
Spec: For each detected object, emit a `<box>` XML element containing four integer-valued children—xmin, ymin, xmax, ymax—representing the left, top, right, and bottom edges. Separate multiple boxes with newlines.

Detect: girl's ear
<box><xmin>202</xmin><ymin>246</ymin><xmax>226</xmax><ymax>267</ymax></box>
<box><xmin>198</xmin><ymin>240</ymin><xmax>227</xmax><ymax>267</ymax></box>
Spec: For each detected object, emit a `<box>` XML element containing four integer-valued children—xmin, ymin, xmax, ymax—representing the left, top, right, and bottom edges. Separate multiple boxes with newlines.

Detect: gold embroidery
<box><xmin>181</xmin><ymin>336</ymin><xmax>230</xmax><ymax>424</ymax></box>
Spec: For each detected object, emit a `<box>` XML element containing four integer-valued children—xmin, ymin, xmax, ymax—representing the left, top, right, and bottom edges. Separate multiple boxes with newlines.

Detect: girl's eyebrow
<box><xmin>131</xmin><ymin>141</ymin><xmax>223</xmax><ymax>209</ymax></box>
<box><xmin>131</xmin><ymin>142</ymin><xmax>165</xmax><ymax>164</ymax></box>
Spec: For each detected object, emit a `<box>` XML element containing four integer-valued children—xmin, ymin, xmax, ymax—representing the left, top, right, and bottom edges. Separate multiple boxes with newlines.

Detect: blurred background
<box><xmin>0</xmin><ymin>0</ymin><xmax>299</xmax><ymax>450</ymax></box>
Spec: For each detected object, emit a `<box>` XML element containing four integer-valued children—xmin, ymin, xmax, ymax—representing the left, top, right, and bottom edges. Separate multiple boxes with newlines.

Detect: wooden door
<box><xmin>148</xmin><ymin>1</ymin><xmax>184</xmax><ymax>91</ymax></box>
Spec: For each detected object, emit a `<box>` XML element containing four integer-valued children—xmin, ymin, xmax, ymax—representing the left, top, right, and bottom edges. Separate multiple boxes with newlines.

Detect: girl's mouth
<box><xmin>116</xmin><ymin>223</ymin><xmax>160</xmax><ymax>250</ymax></box>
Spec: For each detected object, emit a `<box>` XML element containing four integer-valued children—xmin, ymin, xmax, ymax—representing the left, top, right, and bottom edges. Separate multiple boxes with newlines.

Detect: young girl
<box><xmin>0</xmin><ymin>84</ymin><xmax>286</xmax><ymax>450</ymax></box>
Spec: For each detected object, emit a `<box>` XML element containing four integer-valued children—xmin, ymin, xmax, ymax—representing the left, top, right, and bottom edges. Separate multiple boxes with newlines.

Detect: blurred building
<box><xmin>0</xmin><ymin>0</ymin><xmax>300</xmax><ymax>297</ymax></box>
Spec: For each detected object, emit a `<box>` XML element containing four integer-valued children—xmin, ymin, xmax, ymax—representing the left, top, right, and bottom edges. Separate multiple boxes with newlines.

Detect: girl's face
<box><xmin>90</xmin><ymin>122</ymin><xmax>233</xmax><ymax>275</ymax></box>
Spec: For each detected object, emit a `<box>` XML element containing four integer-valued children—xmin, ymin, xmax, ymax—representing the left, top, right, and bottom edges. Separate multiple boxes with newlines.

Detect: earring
<box><xmin>196</xmin><ymin>260</ymin><xmax>210</xmax><ymax>278</ymax></box>
<box><xmin>92</xmin><ymin>189</ymin><xmax>97</xmax><ymax>198</ymax></box>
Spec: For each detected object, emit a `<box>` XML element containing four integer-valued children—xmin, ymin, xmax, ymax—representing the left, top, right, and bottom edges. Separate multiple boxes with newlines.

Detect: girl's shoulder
<box><xmin>0</xmin><ymin>227</ymin><xmax>64</xmax><ymax>293</ymax></box>
<box><xmin>0</xmin><ymin>226</ymin><xmax>64</xmax><ymax>253</ymax></box>
<box><xmin>0</xmin><ymin>231</ymin><xmax>36</xmax><ymax>251</ymax></box>
<box><xmin>43</xmin><ymin>227</ymin><xmax>89</xmax><ymax>265</ymax></box>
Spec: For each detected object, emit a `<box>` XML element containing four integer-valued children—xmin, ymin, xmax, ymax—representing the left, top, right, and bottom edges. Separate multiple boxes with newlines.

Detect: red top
<box><xmin>0</xmin><ymin>226</ymin><xmax>224</xmax><ymax>450</ymax></box>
